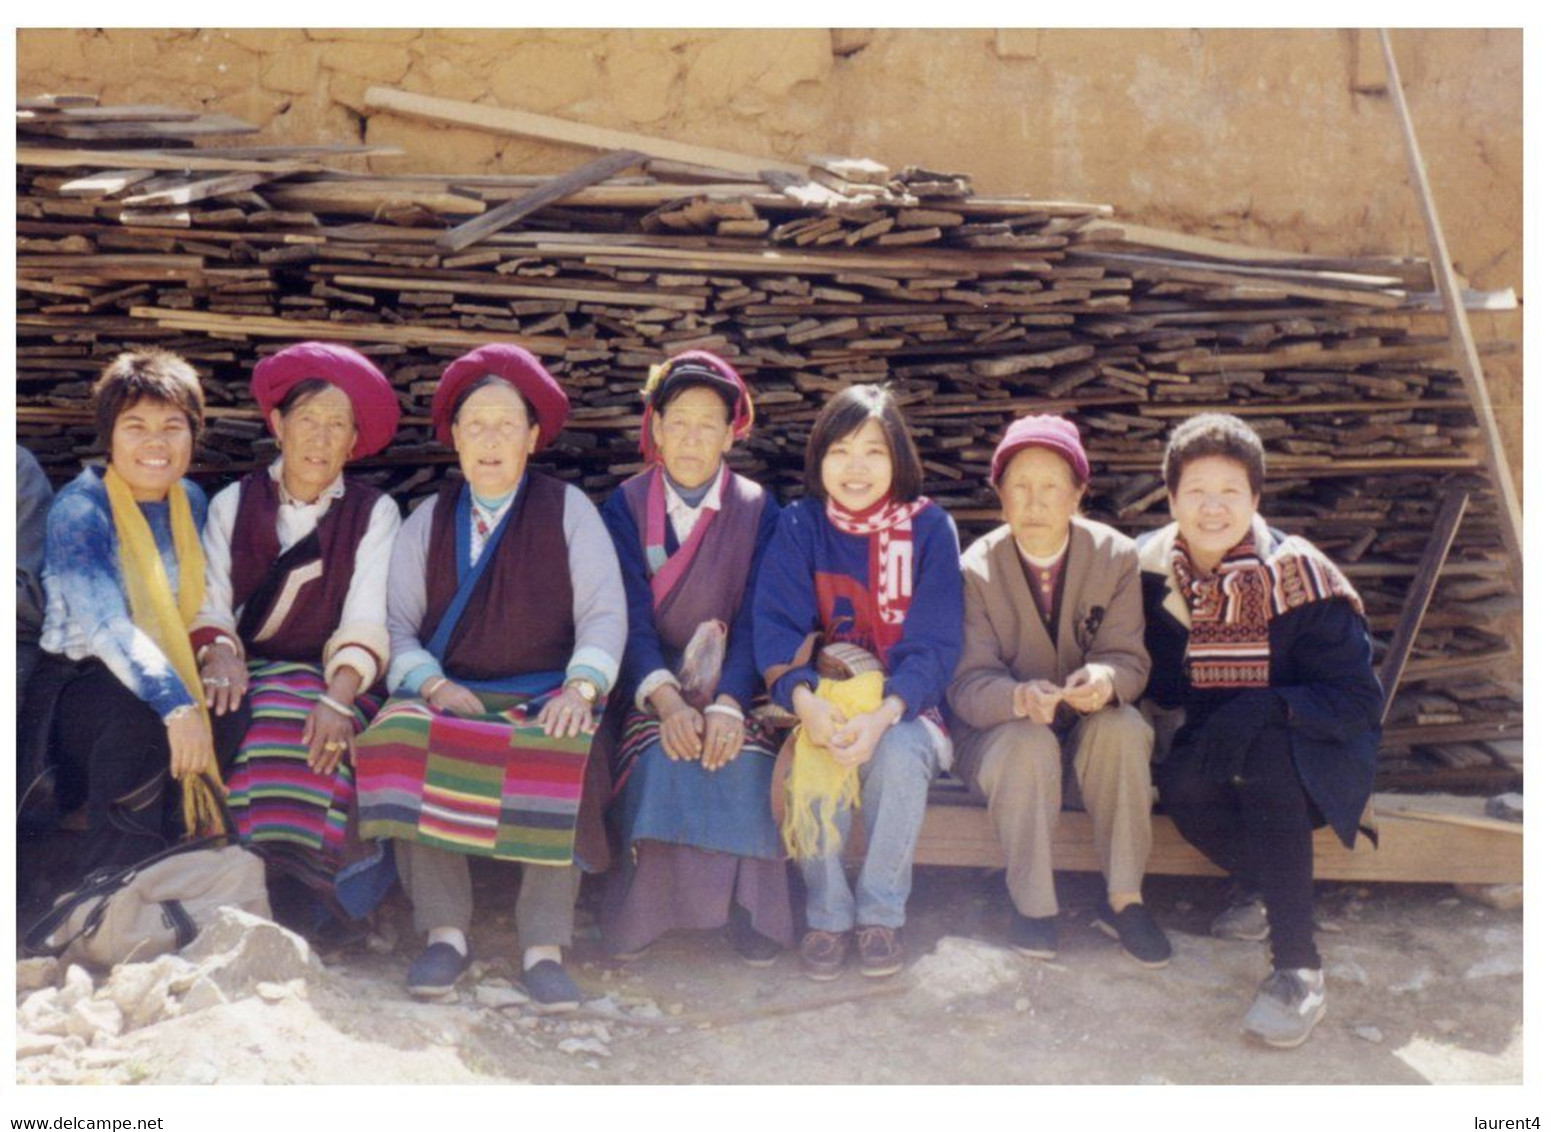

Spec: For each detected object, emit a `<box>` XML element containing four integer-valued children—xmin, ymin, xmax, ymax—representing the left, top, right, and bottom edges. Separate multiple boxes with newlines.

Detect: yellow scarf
<box><xmin>781</xmin><ymin>671</ymin><xmax>884</xmax><ymax>861</ymax></box>
<box><xmin>103</xmin><ymin>466</ymin><xmax>227</xmax><ymax>837</ymax></box>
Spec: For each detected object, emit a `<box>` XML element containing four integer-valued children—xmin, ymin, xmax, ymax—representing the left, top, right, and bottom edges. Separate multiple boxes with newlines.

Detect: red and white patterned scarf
<box><xmin>825</xmin><ymin>496</ymin><xmax>929</xmax><ymax>651</ymax></box>
<box><xmin>1170</xmin><ymin>517</ymin><xmax>1365</xmax><ymax>690</ymax></box>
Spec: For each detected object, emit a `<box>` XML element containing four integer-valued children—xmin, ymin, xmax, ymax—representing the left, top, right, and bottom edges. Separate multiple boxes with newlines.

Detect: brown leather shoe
<box><xmin>856</xmin><ymin>924</ymin><xmax>905</xmax><ymax>978</ymax></box>
<box><xmin>799</xmin><ymin>929</ymin><xmax>850</xmax><ymax>981</ymax></box>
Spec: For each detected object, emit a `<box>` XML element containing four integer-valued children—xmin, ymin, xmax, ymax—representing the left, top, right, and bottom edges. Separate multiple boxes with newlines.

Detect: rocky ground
<box><xmin>13</xmin><ymin>867</ymin><xmax>1523</xmax><ymax>1090</ymax></box>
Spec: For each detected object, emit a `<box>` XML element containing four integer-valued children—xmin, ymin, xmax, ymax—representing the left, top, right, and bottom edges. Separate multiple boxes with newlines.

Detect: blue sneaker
<box><xmin>521</xmin><ymin>960</ymin><xmax>581</xmax><ymax>1014</ymax></box>
<box><xmin>406</xmin><ymin>942</ymin><xmax>470</xmax><ymax>999</ymax></box>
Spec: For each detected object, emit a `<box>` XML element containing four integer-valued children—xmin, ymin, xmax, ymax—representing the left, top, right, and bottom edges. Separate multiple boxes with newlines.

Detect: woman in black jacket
<box><xmin>1137</xmin><ymin>413</ymin><xmax>1381</xmax><ymax>1049</ymax></box>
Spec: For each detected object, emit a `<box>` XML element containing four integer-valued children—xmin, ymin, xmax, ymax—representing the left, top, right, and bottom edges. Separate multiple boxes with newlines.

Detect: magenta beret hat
<box><xmin>251</xmin><ymin>341</ymin><xmax>401</xmax><ymax>460</ymax></box>
<box><xmin>431</xmin><ymin>344</ymin><xmax>570</xmax><ymax>450</ymax></box>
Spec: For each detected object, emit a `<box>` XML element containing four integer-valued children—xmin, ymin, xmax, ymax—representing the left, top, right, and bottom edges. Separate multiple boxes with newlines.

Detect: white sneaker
<box><xmin>1242</xmin><ymin>967</ymin><xmax>1326</xmax><ymax>1048</ymax></box>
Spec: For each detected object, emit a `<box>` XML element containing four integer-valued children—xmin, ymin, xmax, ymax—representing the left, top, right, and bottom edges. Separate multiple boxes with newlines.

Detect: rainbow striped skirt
<box><xmin>226</xmin><ymin>661</ymin><xmax>379</xmax><ymax>868</ymax></box>
<box><xmin>353</xmin><ymin>691</ymin><xmax>592</xmax><ymax>865</ymax></box>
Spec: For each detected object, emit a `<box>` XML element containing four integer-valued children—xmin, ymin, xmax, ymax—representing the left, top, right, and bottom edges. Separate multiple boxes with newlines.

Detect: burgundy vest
<box><xmin>230</xmin><ymin>472</ymin><xmax>382</xmax><ymax>662</ymax></box>
<box><xmin>619</xmin><ymin>469</ymin><xmax>766</xmax><ymax>653</ymax></box>
<box><xmin>421</xmin><ymin>473</ymin><xmax>575</xmax><ymax>681</ymax></box>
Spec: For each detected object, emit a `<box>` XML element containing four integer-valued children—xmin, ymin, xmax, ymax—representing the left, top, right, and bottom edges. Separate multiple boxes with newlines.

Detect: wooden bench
<box><xmin>860</xmin><ymin>782</ymin><xmax>1523</xmax><ymax>885</ymax></box>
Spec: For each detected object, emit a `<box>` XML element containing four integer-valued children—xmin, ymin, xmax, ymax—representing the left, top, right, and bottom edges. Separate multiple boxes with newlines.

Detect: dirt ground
<box><xmin>14</xmin><ymin>863</ymin><xmax>1523</xmax><ymax>1091</ymax></box>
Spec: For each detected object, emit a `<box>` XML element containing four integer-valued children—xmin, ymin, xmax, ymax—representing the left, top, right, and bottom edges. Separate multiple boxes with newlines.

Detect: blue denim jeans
<box><xmin>800</xmin><ymin>718</ymin><xmax>939</xmax><ymax>931</ymax></box>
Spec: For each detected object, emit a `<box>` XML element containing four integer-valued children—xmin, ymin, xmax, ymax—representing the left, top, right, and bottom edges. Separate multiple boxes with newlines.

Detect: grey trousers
<box><xmin>955</xmin><ymin>705</ymin><xmax>1155</xmax><ymax>918</ymax></box>
<box><xmin>395</xmin><ymin>840</ymin><xmax>581</xmax><ymax>953</ymax></box>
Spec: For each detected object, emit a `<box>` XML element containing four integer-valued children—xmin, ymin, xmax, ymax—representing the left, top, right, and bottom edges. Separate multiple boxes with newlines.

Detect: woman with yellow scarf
<box><xmin>34</xmin><ymin>350</ymin><xmax>246</xmax><ymax>881</ymax></box>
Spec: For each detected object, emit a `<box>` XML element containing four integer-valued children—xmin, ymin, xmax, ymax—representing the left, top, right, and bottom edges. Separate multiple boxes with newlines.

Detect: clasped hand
<box><xmin>1014</xmin><ymin>665</ymin><xmax>1115</xmax><ymax>724</ymax></box>
<box><xmin>793</xmin><ymin>686</ymin><xmax>894</xmax><ymax>769</ymax></box>
<box><xmin>654</xmin><ymin>688</ymin><xmax>744</xmax><ymax>771</ymax></box>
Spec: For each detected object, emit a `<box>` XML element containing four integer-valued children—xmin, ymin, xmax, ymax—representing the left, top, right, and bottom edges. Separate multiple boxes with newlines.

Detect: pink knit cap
<box><xmin>989</xmin><ymin>414</ymin><xmax>1090</xmax><ymax>485</ymax></box>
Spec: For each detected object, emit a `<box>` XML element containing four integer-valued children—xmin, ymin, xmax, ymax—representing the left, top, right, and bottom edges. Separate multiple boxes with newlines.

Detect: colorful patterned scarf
<box><xmin>1170</xmin><ymin>516</ymin><xmax>1365</xmax><ymax>690</ymax></box>
<box><xmin>102</xmin><ymin>465</ymin><xmax>227</xmax><ymax>835</ymax></box>
<box><xmin>823</xmin><ymin>496</ymin><xmax>929</xmax><ymax>655</ymax></box>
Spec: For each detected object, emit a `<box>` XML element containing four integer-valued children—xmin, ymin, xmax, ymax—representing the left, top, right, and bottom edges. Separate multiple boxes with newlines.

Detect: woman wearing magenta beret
<box><xmin>353</xmin><ymin>344</ymin><xmax>626</xmax><ymax>1012</ymax></box>
<box><xmin>191</xmin><ymin>341</ymin><xmax>404</xmax><ymax>941</ymax></box>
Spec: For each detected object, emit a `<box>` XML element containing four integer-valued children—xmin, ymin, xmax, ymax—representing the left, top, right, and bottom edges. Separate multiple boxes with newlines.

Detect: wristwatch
<box><xmin>566</xmin><ymin>677</ymin><xmax>599</xmax><ymax>704</ymax></box>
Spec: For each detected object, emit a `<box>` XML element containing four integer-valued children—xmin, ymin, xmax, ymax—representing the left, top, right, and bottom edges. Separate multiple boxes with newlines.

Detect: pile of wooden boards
<box><xmin>15</xmin><ymin>94</ymin><xmax>1521</xmax><ymax>787</ymax></box>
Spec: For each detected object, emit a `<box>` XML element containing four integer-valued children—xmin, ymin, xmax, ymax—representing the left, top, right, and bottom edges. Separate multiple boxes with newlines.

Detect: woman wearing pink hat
<box><xmin>948</xmin><ymin>415</ymin><xmax>1170</xmax><ymax>968</ymax></box>
<box><xmin>191</xmin><ymin>341</ymin><xmax>404</xmax><ymax>941</ymax></box>
<box><xmin>352</xmin><ymin>344</ymin><xmax>626</xmax><ymax>1011</ymax></box>
<box><xmin>596</xmin><ymin>351</ymin><xmax>790</xmax><ymax>965</ymax></box>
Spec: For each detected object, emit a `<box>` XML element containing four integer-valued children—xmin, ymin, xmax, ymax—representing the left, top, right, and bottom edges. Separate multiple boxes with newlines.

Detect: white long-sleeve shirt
<box><xmin>194</xmin><ymin>461</ymin><xmax>401</xmax><ymax>688</ymax></box>
<box><xmin>386</xmin><ymin>480</ymin><xmax>626</xmax><ymax>697</ymax></box>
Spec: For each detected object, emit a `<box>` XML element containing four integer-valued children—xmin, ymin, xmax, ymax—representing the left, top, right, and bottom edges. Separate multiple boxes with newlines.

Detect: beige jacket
<box><xmin>947</xmin><ymin>516</ymin><xmax>1151</xmax><ymax>730</ymax></box>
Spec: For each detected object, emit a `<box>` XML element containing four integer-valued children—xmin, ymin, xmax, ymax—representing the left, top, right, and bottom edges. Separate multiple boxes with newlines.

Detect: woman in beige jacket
<box><xmin>948</xmin><ymin>415</ymin><xmax>1169</xmax><ymax>967</ymax></box>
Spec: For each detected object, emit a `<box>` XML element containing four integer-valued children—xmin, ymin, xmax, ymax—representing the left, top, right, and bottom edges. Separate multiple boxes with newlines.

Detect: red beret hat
<box><xmin>251</xmin><ymin>341</ymin><xmax>401</xmax><ymax>460</ymax></box>
<box><xmin>431</xmin><ymin>344</ymin><xmax>570</xmax><ymax>450</ymax></box>
<box><xmin>989</xmin><ymin>414</ymin><xmax>1091</xmax><ymax>486</ymax></box>
<box><xmin>638</xmin><ymin>349</ymin><xmax>756</xmax><ymax>462</ymax></box>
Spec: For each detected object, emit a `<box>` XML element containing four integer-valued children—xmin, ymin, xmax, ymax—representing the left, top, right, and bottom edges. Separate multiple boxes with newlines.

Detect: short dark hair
<box><xmin>803</xmin><ymin>384</ymin><xmax>924</xmax><ymax>504</ymax></box>
<box><xmin>451</xmin><ymin>374</ymin><xmax>536</xmax><ymax>431</ymax></box>
<box><xmin>275</xmin><ymin>376</ymin><xmax>355</xmax><ymax>425</ymax></box>
<box><xmin>92</xmin><ymin>348</ymin><xmax>205</xmax><ymax>450</ymax></box>
<box><xmin>1163</xmin><ymin>412</ymin><xmax>1266</xmax><ymax>496</ymax></box>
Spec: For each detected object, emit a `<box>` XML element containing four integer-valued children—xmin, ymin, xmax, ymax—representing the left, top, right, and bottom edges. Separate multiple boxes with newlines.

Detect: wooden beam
<box><xmin>436</xmin><ymin>149</ymin><xmax>646</xmax><ymax>254</ymax></box>
<box><xmin>125</xmin><ymin>306</ymin><xmax>579</xmax><ymax>355</ymax></box>
<box><xmin>18</xmin><ymin>147</ymin><xmax>320</xmax><ymax>174</ymax></box>
<box><xmin>1377</xmin><ymin>489</ymin><xmax>1470</xmax><ymax>722</ymax></box>
<box><xmin>17</xmin><ymin>93</ymin><xmax>98</xmax><ymax>110</ymax></box>
<box><xmin>329</xmin><ymin>273</ymin><xmax>704</xmax><ymax>311</ymax></box>
<box><xmin>1379</xmin><ymin>29</ymin><xmax>1522</xmax><ymax>573</ymax></box>
<box><xmin>364</xmin><ymin>86</ymin><xmax>808</xmax><ymax>177</ymax></box>
<box><xmin>121</xmin><ymin>170</ymin><xmax>285</xmax><ymax>208</ymax></box>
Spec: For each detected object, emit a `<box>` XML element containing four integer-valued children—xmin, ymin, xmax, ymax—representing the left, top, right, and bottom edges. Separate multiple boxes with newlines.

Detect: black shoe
<box><xmin>1009</xmin><ymin>912</ymin><xmax>1059</xmax><ymax>959</ymax></box>
<box><xmin>520</xmin><ymin>959</ymin><xmax>581</xmax><ymax>1014</ymax></box>
<box><xmin>406</xmin><ymin>942</ymin><xmax>471</xmax><ymax>999</ymax></box>
<box><xmin>727</xmin><ymin>905</ymin><xmax>783</xmax><ymax>968</ymax></box>
<box><xmin>1093</xmin><ymin>902</ymin><xmax>1173</xmax><ymax>968</ymax></box>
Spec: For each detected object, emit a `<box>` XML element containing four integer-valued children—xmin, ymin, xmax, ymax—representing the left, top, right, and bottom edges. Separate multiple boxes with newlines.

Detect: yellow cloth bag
<box><xmin>781</xmin><ymin>670</ymin><xmax>884</xmax><ymax>861</ymax></box>
<box><xmin>103</xmin><ymin>466</ymin><xmax>227</xmax><ymax>836</ymax></box>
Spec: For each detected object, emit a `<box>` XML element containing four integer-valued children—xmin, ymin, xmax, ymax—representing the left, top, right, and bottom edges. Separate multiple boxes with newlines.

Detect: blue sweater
<box><xmin>753</xmin><ymin>496</ymin><xmax>964</xmax><ymax>719</ymax></box>
<box><xmin>600</xmin><ymin>481</ymin><xmax>781</xmax><ymax>709</ymax></box>
<box><xmin>40</xmin><ymin>466</ymin><xmax>208</xmax><ymax>719</ymax></box>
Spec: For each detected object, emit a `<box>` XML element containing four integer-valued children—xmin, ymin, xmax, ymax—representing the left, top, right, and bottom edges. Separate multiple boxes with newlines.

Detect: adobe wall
<box><xmin>17</xmin><ymin>27</ymin><xmax>1522</xmax><ymax>484</ymax></box>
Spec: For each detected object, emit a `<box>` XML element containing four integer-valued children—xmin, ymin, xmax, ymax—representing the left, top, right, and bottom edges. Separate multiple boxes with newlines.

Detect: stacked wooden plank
<box><xmin>14</xmin><ymin>96</ymin><xmax>1521</xmax><ymax>786</ymax></box>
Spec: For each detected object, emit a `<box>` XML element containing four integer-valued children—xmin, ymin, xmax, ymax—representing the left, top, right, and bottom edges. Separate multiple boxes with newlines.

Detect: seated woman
<box><xmin>191</xmin><ymin>342</ymin><xmax>403</xmax><ymax>939</ymax></box>
<box><xmin>948</xmin><ymin>415</ymin><xmax>1167</xmax><ymax>968</ymax></box>
<box><xmin>1137</xmin><ymin>412</ymin><xmax>1381</xmax><ymax>1049</ymax></box>
<box><xmin>36</xmin><ymin>349</ymin><xmax>245</xmax><ymax>878</ymax></box>
<box><xmin>353</xmin><ymin>344</ymin><xmax>626</xmax><ymax>1011</ymax></box>
<box><xmin>754</xmin><ymin>384</ymin><xmax>963</xmax><ymax>981</ymax></box>
<box><xmin>598</xmin><ymin>351</ymin><xmax>787</xmax><ymax>964</ymax></box>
